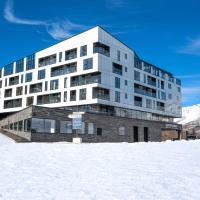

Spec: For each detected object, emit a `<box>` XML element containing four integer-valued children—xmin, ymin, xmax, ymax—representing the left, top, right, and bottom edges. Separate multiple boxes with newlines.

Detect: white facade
<box><xmin>0</xmin><ymin>26</ymin><xmax>182</xmax><ymax>119</ymax></box>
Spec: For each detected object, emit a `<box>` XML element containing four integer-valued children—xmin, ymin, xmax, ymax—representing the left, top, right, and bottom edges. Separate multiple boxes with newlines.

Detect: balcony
<box><xmin>71</xmin><ymin>72</ymin><xmax>101</xmax><ymax>87</ymax></box>
<box><xmin>92</xmin><ymin>87</ymin><xmax>110</xmax><ymax>101</ymax></box>
<box><xmin>134</xmin><ymin>101</ymin><xmax>142</xmax><ymax>107</ymax></box>
<box><xmin>30</xmin><ymin>83</ymin><xmax>42</xmax><ymax>93</ymax></box>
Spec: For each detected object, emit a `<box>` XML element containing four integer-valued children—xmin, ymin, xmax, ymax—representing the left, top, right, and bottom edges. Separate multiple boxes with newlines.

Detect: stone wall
<box><xmin>0</xmin><ymin>105</ymin><xmax>174</xmax><ymax>143</ymax></box>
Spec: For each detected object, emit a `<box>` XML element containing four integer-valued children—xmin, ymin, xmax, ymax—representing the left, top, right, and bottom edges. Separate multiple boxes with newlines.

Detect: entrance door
<box><xmin>144</xmin><ymin>127</ymin><xmax>148</xmax><ymax>142</ymax></box>
<box><xmin>133</xmin><ymin>126</ymin><xmax>139</xmax><ymax>142</ymax></box>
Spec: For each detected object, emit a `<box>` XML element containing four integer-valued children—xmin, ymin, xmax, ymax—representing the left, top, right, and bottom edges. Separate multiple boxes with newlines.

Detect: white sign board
<box><xmin>72</xmin><ymin>117</ymin><xmax>82</xmax><ymax>130</ymax></box>
<box><xmin>68</xmin><ymin>112</ymin><xmax>84</xmax><ymax>130</ymax></box>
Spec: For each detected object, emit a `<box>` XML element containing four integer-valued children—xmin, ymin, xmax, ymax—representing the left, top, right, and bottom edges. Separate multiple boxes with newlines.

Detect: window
<box><xmin>117</xmin><ymin>50</ymin><xmax>120</xmax><ymax>61</ymax></box>
<box><xmin>147</xmin><ymin>76</ymin><xmax>156</xmax><ymax>87</ymax></box>
<box><xmin>4</xmin><ymin>89</ymin><xmax>12</xmax><ymax>98</ymax></box>
<box><xmin>59</xmin><ymin>52</ymin><xmax>62</xmax><ymax>62</ymax></box>
<box><xmin>168</xmin><ymin>83</ymin><xmax>172</xmax><ymax>89</ymax></box>
<box><xmin>50</xmin><ymin>79</ymin><xmax>59</xmax><ymax>90</ymax></box>
<box><xmin>112</xmin><ymin>63</ymin><xmax>122</xmax><ymax>75</ymax></box>
<box><xmin>70</xmin><ymin>90</ymin><xmax>76</xmax><ymax>101</ymax></box>
<box><xmin>45</xmin><ymin>81</ymin><xmax>48</xmax><ymax>91</ymax></box>
<box><xmin>65</xmin><ymin>48</ymin><xmax>77</xmax><ymax>60</ymax></box>
<box><xmin>80</xmin><ymin>45</ymin><xmax>87</xmax><ymax>57</ymax></box>
<box><xmin>30</xmin><ymin>83</ymin><xmax>42</xmax><ymax>93</ymax></box>
<box><xmin>18</xmin><ymin>121</ymin><xmax>23</xmax><ymax>131</ymax></box>
<box><xmin>88</xmin><ymin>123</ymin><xmax>94</xmax><ymax>134</ymax></box>
<box><xmin>157</xmin><ymin>80</ymin><xmax>160</xmax><ymax>88</ymax></box>
<box><xmin>4</xmin><ymin>98</ymin><xmax>22</xmax><ymax>109</ymax></box>
<box><xmin>0</xmin><ymin>80</ymin><xmax>2</xmax><ymax>88</ymax></box>
<box><xmin>157</xmin><ymin>101</ymin><xmax>165</xmax><ymax>111</ymax></box>
<box><xmin>64</xmin><ymin>91</ymin><xmax>67</xmax><ymax>102</ymax></box>
<box><xmin>115</xmin><ymin>91</ymin><xmax>120</xmax><ymax>103</ymax></box>
<box><xmin>9</xmin><ymin>76</ymin><xmax>19</xmax><ymax>86</ymax></box>
<box><xmin>125</xmin><ymin>53</ymin><xmax>128</xmax><ymax>59</ymax></box>
<box><xmin>134</xmin><ymin>96</ymin><xmax>142</xmax><ymax>107</ymax></box>
<box><xmin>125</xmin><ymin>80</ymin><xmax>128</xmax><ymax>86</ymax></box>
<box><xmin>178</xmin><ymin>87</ymin><xmax>181</xmax><ymax>92</ymax></box>
<box><xmin>168</xmin><ymin>76</ymin><xmax>174</xmax><ymax>83</ymax></box>
<box><xmin>16</xmin><ymin>86</ymin><xmax>23</xmax><ymax>96</ymax></box>
<box><xmin>161</xmin><ymin>92</ymin><xmax>166</xmax><ymax>100</ymax></box>
<box><xmin>161</xmin><ymin>71</ymin><xmax>166</xmax><ymax>79</ymax></box>
<box><xmin>144</xmin><ymin>74</ymin><xmax>146</xmax><ymax>83</ymax></box>
<box><xmin>115</xmin><ymin>77</ymin><xmax>120</xmax><ymax>89</ymax></box>
<box><xmin>16</xmin><ymin>59</ymin><xmax>24</xmax><ymax>73</ymax></box>
<box><xmin>134</xmin><ymin>57</ymin><xmax>142</xmax><ymax>70</ymax></box>
<box><xmin>4</xmin><ymin>63</ymin><xmax>14</xmax><ymax>76</ymax></box>
<box><xmin>146</xmin><ymin>99</ymin><xmax>152</xmax><ymax>109</ymax></box>
<box><xmin>125</xmin><ymin>67</ymin><xmax>128</xmax><ymax>72</ymax></box>
<box><xmin>31</xmin><ymin>118</ymin><xmax>55</xmax><ymax>133</ymax></box>
<box><xmin>37</xmin><ymin>93</ymin><xmax>61</xmax><ymax>105</ymax></box>
<box><xmin>71</xmin><ymin>72</ymin><xmax>101</xmax><ymax>87</ymax></box>
<box><xmin>152</xmin><ymin>67</ymin><xmax>159</xmax><ymax>76</ymax></box>
<box><xmin>125</xmin><ymin>93</ymin><xmax>128</xmax><ymax>99</ymax></box>
<box><xmin>134</xmin><ymin>83</ymin><xmax>157</xmax><ymax>98</ymax></box>
<box><xmin>21</xmin><ymin>75</ymin><xmax>24</xmax><ymax>83</ymax></box>
<box><xmin>26</xmin><ymin>54</ymin><xmax>35</xmax><ymax>70</ymax></box>
<box><xmin>24</xmin><ymin>119</ymin><xmax>31</xmax><ymax>132</ymax></box>
<box><xmin>134</xmin><ymin>71</ymin><xmax>140</xmax><ymax>81</ymax></box>
<box><xmin>119</xmin><ymin>127</ymin><xmax>125</xmax><ymax>135</ymax></box>
<box><xmin>14</xmin><ymin>122</ymin><xmax>17</xmax><ymax>131</ymax></box>
<box><xmin>38</xmin><ymin>69</ymin><xmax>45</xmax><ymax>80</ymax></box>
<box><xmin>79</xmin><ymin>88</ymin><xmax>86</xmax><ymax>100</ymax></box>
<box><xmin>161</xmin><ymin>81</ymin><xmax>164</xmax><ymax>89</ymax></box>
<box><xmin>51</xmin><ymin>62</ymin><xmax>77</xmax><ymax>77</ymax></box>
<box><xmin>60</xmin><ymin>121</ymin><xmax>72</xmax><ymax>133</ymax></box>
<box><xmin>168</xmin><ymin>93</ymin><xmax>172</xmax><ymax>100</ymax></box>
<box><xmin>92</xmin><ymin>87</ymin><xmax>110</xmax><ymax>100</ymax></box>
<box><xmin>97</xmin><ymin>128</ymin><xmax>102</xmax><ymax>136</ymax></box>
<box><xmin>25</xmin><ymin>86</ymin><xmax>27</xmax><ymax>94</ymax></box>
<box><xmin>93</xmin><ymin>42</ymin><xmax>110</xmax><ymax>57</ymax></box>
<box><xmin>83</xmin><ymin>58</ymin><xmax>93</xmax><ymax>70</ymax></box>
<box><xmin>26</xmin><ymin>96</ymin><xmax>34</xmax><ymax>106</ymax></box>
<box><xmin>64</xmin><ymin>78</ymin><xmax>67</xmax><ymax>88</ymax></box>
<box><xmin>5</xmin><ymin>79</ymin><xmax>7</xmax><ymax>87</ymax></box>
<box><xmin>39</xmin><ymin>54</ymin><xmax>56</xmax><ymax>67</ymax></box>
<box><xmin>158</xmin><ymin>90</ymin><xmax>160</xmax><ymax>99</ymax></box>
<box><xmin>143</xmin><ymin>63</ymin><xmax>151</xmax><ymax>73</ymax></box>
<box><xmin>25</xmin><ymin>72</ymin><xmax>32</xmax><ymax>82</ymax></box>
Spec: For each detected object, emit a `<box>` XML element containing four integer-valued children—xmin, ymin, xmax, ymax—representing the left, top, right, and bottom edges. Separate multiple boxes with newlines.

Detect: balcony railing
<box><xmin>147</xmin><ymin>80</ymin><xmax>156</xmax><ymax>87</ymax></box>
<box><xmin>134</xmin><ymin>88</ymin><xmax>156</xmax><ymax>98</ymax></box>
<box><xmin>134</xmin><ymin>101</ymin><xmax>142</xmax><ymax>107</ymax></box>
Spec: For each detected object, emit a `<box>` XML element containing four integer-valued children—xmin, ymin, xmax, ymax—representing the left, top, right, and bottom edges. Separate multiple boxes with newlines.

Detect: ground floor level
<box><xmin>0</xmin><ymin>105</ymin><xmax>182</xmax><ymax>142</ymax></box>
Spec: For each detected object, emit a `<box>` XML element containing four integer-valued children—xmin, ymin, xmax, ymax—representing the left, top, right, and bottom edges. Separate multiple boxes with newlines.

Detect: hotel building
<box><xmin>0</xmin><ymin>26</ymin><xmax>182</xmax><ymax>142</ymax></box>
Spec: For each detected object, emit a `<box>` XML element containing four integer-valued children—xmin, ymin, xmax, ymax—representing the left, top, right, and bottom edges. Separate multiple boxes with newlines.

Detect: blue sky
<box><xmin>0</xmin><ymin>0</ymin><xmax>200</xmax><ymax>107</ymax></box>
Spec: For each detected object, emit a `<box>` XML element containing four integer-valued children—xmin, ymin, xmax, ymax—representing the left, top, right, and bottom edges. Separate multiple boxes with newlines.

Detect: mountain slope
<box><xmin>175</xmin><ymin>104</ymin><xmax>200</xmax><ymax>125</ymax></box>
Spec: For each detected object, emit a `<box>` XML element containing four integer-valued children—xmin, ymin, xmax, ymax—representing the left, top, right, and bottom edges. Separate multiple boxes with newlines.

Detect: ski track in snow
<box><xmin>0</xmin><ymin>133</ymin><xmax>200</xmax><ymax>200</ymax></box>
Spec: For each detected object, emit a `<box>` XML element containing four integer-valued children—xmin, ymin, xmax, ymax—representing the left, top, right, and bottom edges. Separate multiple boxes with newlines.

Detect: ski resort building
<box><xmin>0</xmin><ymin>26</ymin><xmax>182</xmax><ymax>142</ymax></box>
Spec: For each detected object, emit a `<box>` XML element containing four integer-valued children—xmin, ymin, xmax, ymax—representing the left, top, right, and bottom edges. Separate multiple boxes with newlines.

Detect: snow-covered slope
<box><xmin>0</xmin><ymin>133</ymin><xmax>200</xmax><ymax>200</ymax></box>
<box><xmin>175</xmin><ymin>104</ymin><xmax>200</xmax><ymax>125</ymax></box>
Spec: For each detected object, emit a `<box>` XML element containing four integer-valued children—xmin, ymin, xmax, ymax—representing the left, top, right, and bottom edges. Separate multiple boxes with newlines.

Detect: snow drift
<box><xmin>0</xmin><ymin>133</ymin><xmax>200</xmax><ymax>200</ymax></box>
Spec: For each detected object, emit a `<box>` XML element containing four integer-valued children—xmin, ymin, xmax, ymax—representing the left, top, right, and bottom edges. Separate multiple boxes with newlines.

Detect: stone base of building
<box><xmin>0</xmin><ymin>106</ymin><xmax>182</xmax><ymax>143</ymax></box>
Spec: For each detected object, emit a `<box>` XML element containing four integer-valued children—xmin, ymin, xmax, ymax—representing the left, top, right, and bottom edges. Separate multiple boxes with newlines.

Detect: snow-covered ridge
<box><xmin>175</xmin><ymin>104</ymin><xmax>200</xmax><ymax>125</ymax></box>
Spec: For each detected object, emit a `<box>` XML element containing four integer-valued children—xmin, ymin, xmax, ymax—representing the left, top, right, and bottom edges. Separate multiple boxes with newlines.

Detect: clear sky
<box><xmin>0</xmin><ymin>0</ymin><xmax>200</xmax><ymax>107</ymax></box>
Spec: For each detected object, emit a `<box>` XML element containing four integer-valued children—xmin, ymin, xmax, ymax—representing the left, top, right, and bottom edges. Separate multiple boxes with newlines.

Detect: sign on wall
<box><xmin>68</xmin><ymin>112</ymin><xmax>85</xmax><ymax>130</ymax></box>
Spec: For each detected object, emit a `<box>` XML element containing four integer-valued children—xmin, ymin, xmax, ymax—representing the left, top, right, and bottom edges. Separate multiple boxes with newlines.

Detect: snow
<box><xmin>175</xmin><ymin>104</ymin><xmax>200</xmax><ymax>125</ymax></box>
<box><xmin>0</xmin><ymin>133</ymin><xmax>200</xmax><ymax>200</ymax></box>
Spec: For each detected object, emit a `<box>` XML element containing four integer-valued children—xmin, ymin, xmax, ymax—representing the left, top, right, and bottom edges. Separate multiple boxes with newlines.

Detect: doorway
<box><xmin>144</xmin><ymin>127</ymin><xmax>149</xmax><ymax>142</ymax></box>
<box><xmin>133</xmin><ymin>126</ymin><xmax>139</xmax><ymax>142</ymax></box>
